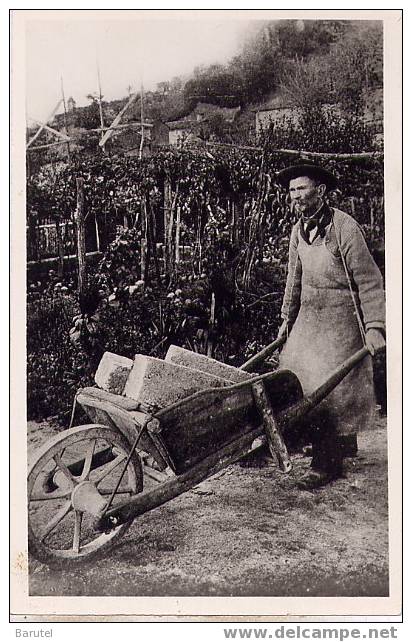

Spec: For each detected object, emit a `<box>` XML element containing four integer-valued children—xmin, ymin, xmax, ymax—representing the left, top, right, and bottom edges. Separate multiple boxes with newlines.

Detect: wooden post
<box><xmin>175</xmin><ymin>205</ymin><xmax>181</xmax><ymax>265</ymax></box>
<box><xmin>26</xmin><ymin>99</ymin><xmax>63</xmax><ymax>149</ymax></box>
<box><xmin>99</xmin><ymin>91</ymin><xmax>140</xmax><ymax>149</ymax></box>
<box><xmin>252</xmin><ymin>381</ymin><xmax>291</xmax><ymax>473</ymax></box>
<box><xmin>139</xmin><ymin>82</ymin><xmax>144</xmax><ymax>160</ymax></box>
<box><xmin>27</xmin><ymin>210</ymin><xmax>38</xmax><ymax>262</ymax></box>
<box><xmin>231</xmin><ymin>199</ymin><xmax>237</xmax><ymax>244</ymax></box>
<box><xmin>207</xmin><ymin>292</ymin><xmax>216</xmax><ymax>357</ymax></box>
<box><xmin>97</xmin><ymin>62</ymin><xmax>106</xmax><ymax>153</ymax></box>
<box><xmin>54</xmin><ymin>220</ymin><xmax>65</xmax><ymax>279</ymax></box>
<box><xmin>95</xmin><ymin>213</ymin><xmax>100</xmax><ymax>252</ymax></box>
<box><xmin>60</xmin><ymin>77</ymin><xmax>71</xmax><ymax>163</ymax></box>
<box><xmin>140</xmin><ymin>197</ymin><xmax>147</xmax><ymax>282</ymax></box>
<box><xmin>148</xmin><ymin>201</ymin><xmax>161</xmax><ymax>284</ymax></box>
<box><xmin>75</xmin><ymin>177</ymin><xmax>87</xmax><ymax>295</ymax></box>
<box><xmin>164</xmin><ymin>177</ymin><xmax>172</xmax><ymax>273</ymax></box>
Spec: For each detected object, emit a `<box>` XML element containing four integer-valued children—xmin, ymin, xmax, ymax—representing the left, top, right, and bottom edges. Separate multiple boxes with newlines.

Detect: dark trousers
<box><xmin>310</xmin><ymin>423</ymin><xmax>344</xmax><ymax>475</ymax></box>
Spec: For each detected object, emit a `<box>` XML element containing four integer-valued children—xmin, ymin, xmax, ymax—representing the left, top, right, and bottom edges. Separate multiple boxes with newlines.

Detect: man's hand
<box><xmin>365</xmin><ymin>328</ymin><xmax>386</xmax><ymax>356</ymax></box>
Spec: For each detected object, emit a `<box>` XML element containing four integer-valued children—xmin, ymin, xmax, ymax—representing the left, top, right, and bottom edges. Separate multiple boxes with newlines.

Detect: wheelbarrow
<box><xmin>27</xmin><ymin>338</ymin><xmax>370</xmax><ymax>567</ymax></box>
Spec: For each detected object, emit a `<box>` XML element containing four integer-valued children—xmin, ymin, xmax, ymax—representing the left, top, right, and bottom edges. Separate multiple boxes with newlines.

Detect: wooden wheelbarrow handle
<box><xmin>240</xmin><ymin>335</ymin><xmax>287</xmax><ymax>372</ymax></box>
<box><xmin>250</xmin><ymin>345</ymin><xmax>372</xmax><ymax>473</ymax></box>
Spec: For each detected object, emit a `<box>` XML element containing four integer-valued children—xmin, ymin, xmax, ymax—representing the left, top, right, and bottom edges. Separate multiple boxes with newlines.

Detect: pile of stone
<box><xmin>94</xmin><ymin>345</ymin><xmax>253</xmax><ymax>410</ymax></box>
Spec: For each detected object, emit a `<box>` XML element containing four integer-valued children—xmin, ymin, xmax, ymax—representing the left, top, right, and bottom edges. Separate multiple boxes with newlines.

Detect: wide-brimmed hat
<box><xmin>276</xmin><ymin>162</ymin><xmax>338</xmax><ymax>191</ymax></box>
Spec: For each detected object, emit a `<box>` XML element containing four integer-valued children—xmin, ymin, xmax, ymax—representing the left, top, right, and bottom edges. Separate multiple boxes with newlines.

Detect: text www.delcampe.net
<box><xmin>223</xmin><ymin>627</ymin><xmax>398</xmax><ymax>641</ymax></box>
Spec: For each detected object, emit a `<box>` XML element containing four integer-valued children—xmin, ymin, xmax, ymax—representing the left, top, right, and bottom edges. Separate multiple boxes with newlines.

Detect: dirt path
<box><xmin>28</xmin><ymin>417</ymin><xmax>388</xmax><ymax>597</ymax></box>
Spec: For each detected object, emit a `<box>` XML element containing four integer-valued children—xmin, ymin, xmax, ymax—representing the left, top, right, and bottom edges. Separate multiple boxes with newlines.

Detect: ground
<box><xmin>28</xmin><ymin>416</ymin><xmax>388</xmax><ymax>597</ymax></box>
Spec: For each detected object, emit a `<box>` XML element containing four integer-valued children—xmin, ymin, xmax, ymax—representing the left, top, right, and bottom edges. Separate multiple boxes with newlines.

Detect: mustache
<box><xmin>291</xmin><ymin>201</ymin><xmax>303</xmax><ymax>213</ymax></box>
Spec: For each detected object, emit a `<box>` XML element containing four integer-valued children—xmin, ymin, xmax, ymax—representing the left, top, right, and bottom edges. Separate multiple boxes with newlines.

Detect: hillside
<box><xmin>27</xmin><ymin>18</ymin><xmax>383</xmax><ymax>158</ymax></box>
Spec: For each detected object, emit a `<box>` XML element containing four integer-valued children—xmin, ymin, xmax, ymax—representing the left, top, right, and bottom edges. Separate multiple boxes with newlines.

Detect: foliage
<box><xmin>26</xmin><ymin>16</ymin><xmax>385</xmax><ymax>423</ymax></box>
<box><xmin>278</xmin><ymin>22</ymin><xmax>383</xmax><ymax>115</ymax></box>
<box><xmin>74</xmin><ymin>95</ymin><xmax>102</xmax><ymax>130</ymax></box>
<box><xmin>27</xmin><ymin>143</ymin><xmax>385</xmax><ymax>422</ymax></box>
<box><xmin>328</xmin><ymin>22</ymin><xmax>383</xmax><ymax>113</ymax></box>
<box><xmin>280</xmin><ymin>57</ymin><xmax>332</xmax><ymax>109</ymax></box>
<box><xmin>275</xmin><ymin>20</ymin><xmax>345</xmax><ymax>58</ymax></box>
<box><xmin>27</xmin><ymin>253</ymin><xmax>286</xmax><ymax>422</ymax></box>
<box><xmin>182</xmin><ymin>20</ymin><xmax>382</xmax><ymax>110</ymax></box>
<box><xmin>258</xmin><ymin>108</ymin><xmax>376</xmax><ymax>154</ymax></box>
<box><xmin>27</xmin><ymin>290</ymin><xmax>92</xmax><ymax>420</ymax></box>
<box><xmin>184</xmin><ymin>65</ymin><xmax>243</xmax><ymax>109</ymax></box>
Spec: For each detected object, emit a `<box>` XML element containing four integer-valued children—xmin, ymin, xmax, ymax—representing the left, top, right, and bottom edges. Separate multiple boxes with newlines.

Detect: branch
<box><xmin>206</xmin><ymin>140</ymin><xmax>383</xmax><ymax>159</ymax></box>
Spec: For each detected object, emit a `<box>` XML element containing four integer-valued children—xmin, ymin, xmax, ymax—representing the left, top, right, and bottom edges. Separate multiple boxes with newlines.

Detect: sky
<box><xmin>25</xmin><ymin>18</ymin><xmax>255</xmax><ymax>123</ymax></box>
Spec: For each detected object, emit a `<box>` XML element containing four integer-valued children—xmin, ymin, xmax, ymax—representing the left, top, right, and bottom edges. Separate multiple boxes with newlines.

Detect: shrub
<box><xmin>27</xmin><ymin>292</ymin><xmax>92</xmax><ymax>421</ymax></box>
<box><xmin>26</xmin><ymin>146</ymin><xmax>385</xmax><ymax>422</ymax></box>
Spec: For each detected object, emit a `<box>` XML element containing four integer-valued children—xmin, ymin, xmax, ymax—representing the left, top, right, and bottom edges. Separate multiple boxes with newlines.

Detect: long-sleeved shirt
<box><xmin>281</xmin><ymin>207</ymin><xmax>385</xmax><ymax>334</ymax></box>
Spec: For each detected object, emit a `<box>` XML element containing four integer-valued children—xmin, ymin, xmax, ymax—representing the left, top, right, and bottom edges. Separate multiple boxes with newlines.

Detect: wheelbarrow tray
<box><xmin>76</xmin><ymin>369</ymin><xmax>303</xmax><ymax>476</ymax></box>
<box><xmin>147</xmin><ymin>369</ymin><xmax>303</xmax><ymax>475</ymax></box>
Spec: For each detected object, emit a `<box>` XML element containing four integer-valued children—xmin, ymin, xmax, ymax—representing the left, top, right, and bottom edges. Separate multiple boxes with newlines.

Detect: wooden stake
<box><xmin>147</xmin><ymin>201</ymin><xmax>161</xmax><ymax>284</ymax></box>
<box><xmin>139</xmin><ymin>81</ymin><xmax>144</xmax><ymax>160</ymax></box>
<box><xmin>175</xmin><ymin>205</ymin><xmax>181</xmax><ymax>264</ymax></box>
<box><xmin>205</xmin><ymin>140</ymin><xmax>384</xmax><ymax>160</ymax></box>
<box><xmin>96</xmin><ymin>62</ymin><xmax>106</xmax><ymax>153</ymax></box>
<box><xmin>55</xmin><ymin>220</ymin><xmax>65</xmax><ymax>278</ymax></box>
<box><xmin>99</xmin><ymin>91</ymin><xmax>140</xmax><ymax>148</ymax></box>
<box><xmin>75</xmin><ymin>177</ymin><xmax>87</xmax><ymax>295</ymax></box>
<box><xmin>164</xmin><ymin>177</ymin><xmax>172</xmax><ymax>273</ymax></box>
<box><xmin>95</xmin><ymin>213</ymin><xmax>100</xmax><ymax>252</ymax></box>
<box><xmin>26</xmin><ymin>99</ymin><xmax>63</xmax><ymax>149</ymax></box>
<box><xmin>27</xmin><ymin>139</ymin><xmax>70</xmax><ymax>152</ymax></box>
<box><xmin>207</xmin><ymin>292</ymin><xmax>216</xmax><ymax>357</ymax></box>
<box><xmin>140</xmin><ymin>197</ymin><xmax>147</xmax><ymax>282</ymax></box>
<box><xmin>28</xmin><ymin>117</ymin><xmax>70</xmax><ymax>141</ymax></box>
<box><xmin>60</xmin><ymin>77</ymin><xmax>71</xmax><ymax>162</ymax></box>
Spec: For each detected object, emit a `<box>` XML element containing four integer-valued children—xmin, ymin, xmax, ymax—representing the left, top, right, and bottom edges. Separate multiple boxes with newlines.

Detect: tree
<box><xmin>170</xmin><ymin>76</ymin><xmax>183</xmax><ymax>92</ymax></box>
<box><xmin>275</xmin><ymin>20</ymin><xmax>348</xmax><ymax>58</ymax></box>
<box><xmin>203</xmin><ymin>114</ymin><xmax>227</xmax><ymax>141</ymax></box>
<box><xmin>74</xmin><ymin>95</ymin><xmax>102</xmax><ymax>129</ymax></box>
<box><xmin>184</xmin><ymin>66</ymin><xmax>242</xmax><ymax>107</ymax></box>
<box><xmin>236</xmin><ymin>26</ymin><xmax>283</xmax><ymax>102</ymax></box>
<box><xmin>328</xmin><ymin>22</ymin><xmax>383</xmax><ymax>113</ymax></box>
<box><xmin>280</xmin><ymin>56</ymin><xmax>333</xmax><ymax>109</ymax></box>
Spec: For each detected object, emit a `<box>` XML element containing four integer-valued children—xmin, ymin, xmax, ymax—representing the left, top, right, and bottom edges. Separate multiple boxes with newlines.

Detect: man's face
<box><xmin>289</xmin><ymin>175</ymin><xmax>325</xmax><ymax>216</ymax></box>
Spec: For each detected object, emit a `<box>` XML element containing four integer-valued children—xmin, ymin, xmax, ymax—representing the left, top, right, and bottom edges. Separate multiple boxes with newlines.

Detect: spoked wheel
<box><xmin>28</xmin><ymin>424</ymin><xmax>143</xmax><ymax>567</ymax></box>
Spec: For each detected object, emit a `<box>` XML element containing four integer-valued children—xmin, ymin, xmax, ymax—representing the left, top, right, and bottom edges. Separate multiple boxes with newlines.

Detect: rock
<box><xmin>165</xmin><ymin>345</ymin><xmax>253</xmax><ymax>384</ymax></box>
<box><xmin>123</xmin><ymin>355</ymin><xmax>229</xmax><ymax>409</ymax></box>
<box><xmin>95</xmin><ymin>352</ymin><xmax>133</xmax><ymax>395</ymax></box>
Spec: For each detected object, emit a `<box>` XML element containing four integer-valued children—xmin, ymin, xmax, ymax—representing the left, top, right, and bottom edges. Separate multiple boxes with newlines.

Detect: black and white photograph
<box><xmin>10</xmin><ymin>8</ymin><xmax>402</xmax><ymax>619</ymax></box>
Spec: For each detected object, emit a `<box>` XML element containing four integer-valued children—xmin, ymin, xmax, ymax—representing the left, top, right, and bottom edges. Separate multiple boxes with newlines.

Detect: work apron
<box><xmin>278</xmin><ymin>224</ymin><xmax>374</xmax><ymax>436</ymax></box>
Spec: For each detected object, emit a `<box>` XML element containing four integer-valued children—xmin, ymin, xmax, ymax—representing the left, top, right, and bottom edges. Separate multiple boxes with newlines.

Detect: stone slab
<box><xmin>94</xmin><ymin>352</ymin><xmax>133</xmax><ymax>395</ymax></box>
<box><xmin>165</xmin><ymin>345</ymin><xmax>252</xmax><ymax>383</ymax></box>
<box><xmin>123</xmin><ymin>354</ymin><xmax>229</xmax><ymax>410</ymax></box>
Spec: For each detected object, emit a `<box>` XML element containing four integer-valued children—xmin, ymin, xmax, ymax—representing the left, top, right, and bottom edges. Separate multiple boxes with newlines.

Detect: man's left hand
<box><xmin>365</xmin><ymin>329</ymin><xmax>386</xmax><ymax>356</ymax></box>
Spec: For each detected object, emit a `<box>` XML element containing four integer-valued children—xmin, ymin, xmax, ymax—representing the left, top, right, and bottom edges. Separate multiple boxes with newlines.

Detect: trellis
<box><xmin>26</xmin><ymin>144</ymin><xmax>384</xmax><ymax>300</ymax></box>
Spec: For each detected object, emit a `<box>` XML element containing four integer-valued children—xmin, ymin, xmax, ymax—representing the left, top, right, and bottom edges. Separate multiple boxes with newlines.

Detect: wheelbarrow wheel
<box><xmin>28</xmin><ymin>424</ymin><xmax>143</xmax><ymax>567</ymax></box>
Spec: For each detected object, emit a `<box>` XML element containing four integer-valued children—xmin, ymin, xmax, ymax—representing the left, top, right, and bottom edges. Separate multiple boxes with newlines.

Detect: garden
<box><xmin>26</xmin><ymin>124</ymin><xmax>386</xmax><ymax>423</ymax></box>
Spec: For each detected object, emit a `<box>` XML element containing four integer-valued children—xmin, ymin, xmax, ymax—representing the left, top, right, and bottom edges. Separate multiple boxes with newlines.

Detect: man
<box><xmin>276</xmin><ymin>162</ymin><xmax>386</xmax><ymax>490</ymax></box>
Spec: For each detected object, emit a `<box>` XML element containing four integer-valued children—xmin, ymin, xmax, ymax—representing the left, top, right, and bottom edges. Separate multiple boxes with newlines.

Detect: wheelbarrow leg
<box><xmin>252</xmin><ymin>382</ymin><xmax>292</xmax><ymax>473</ymax></box>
